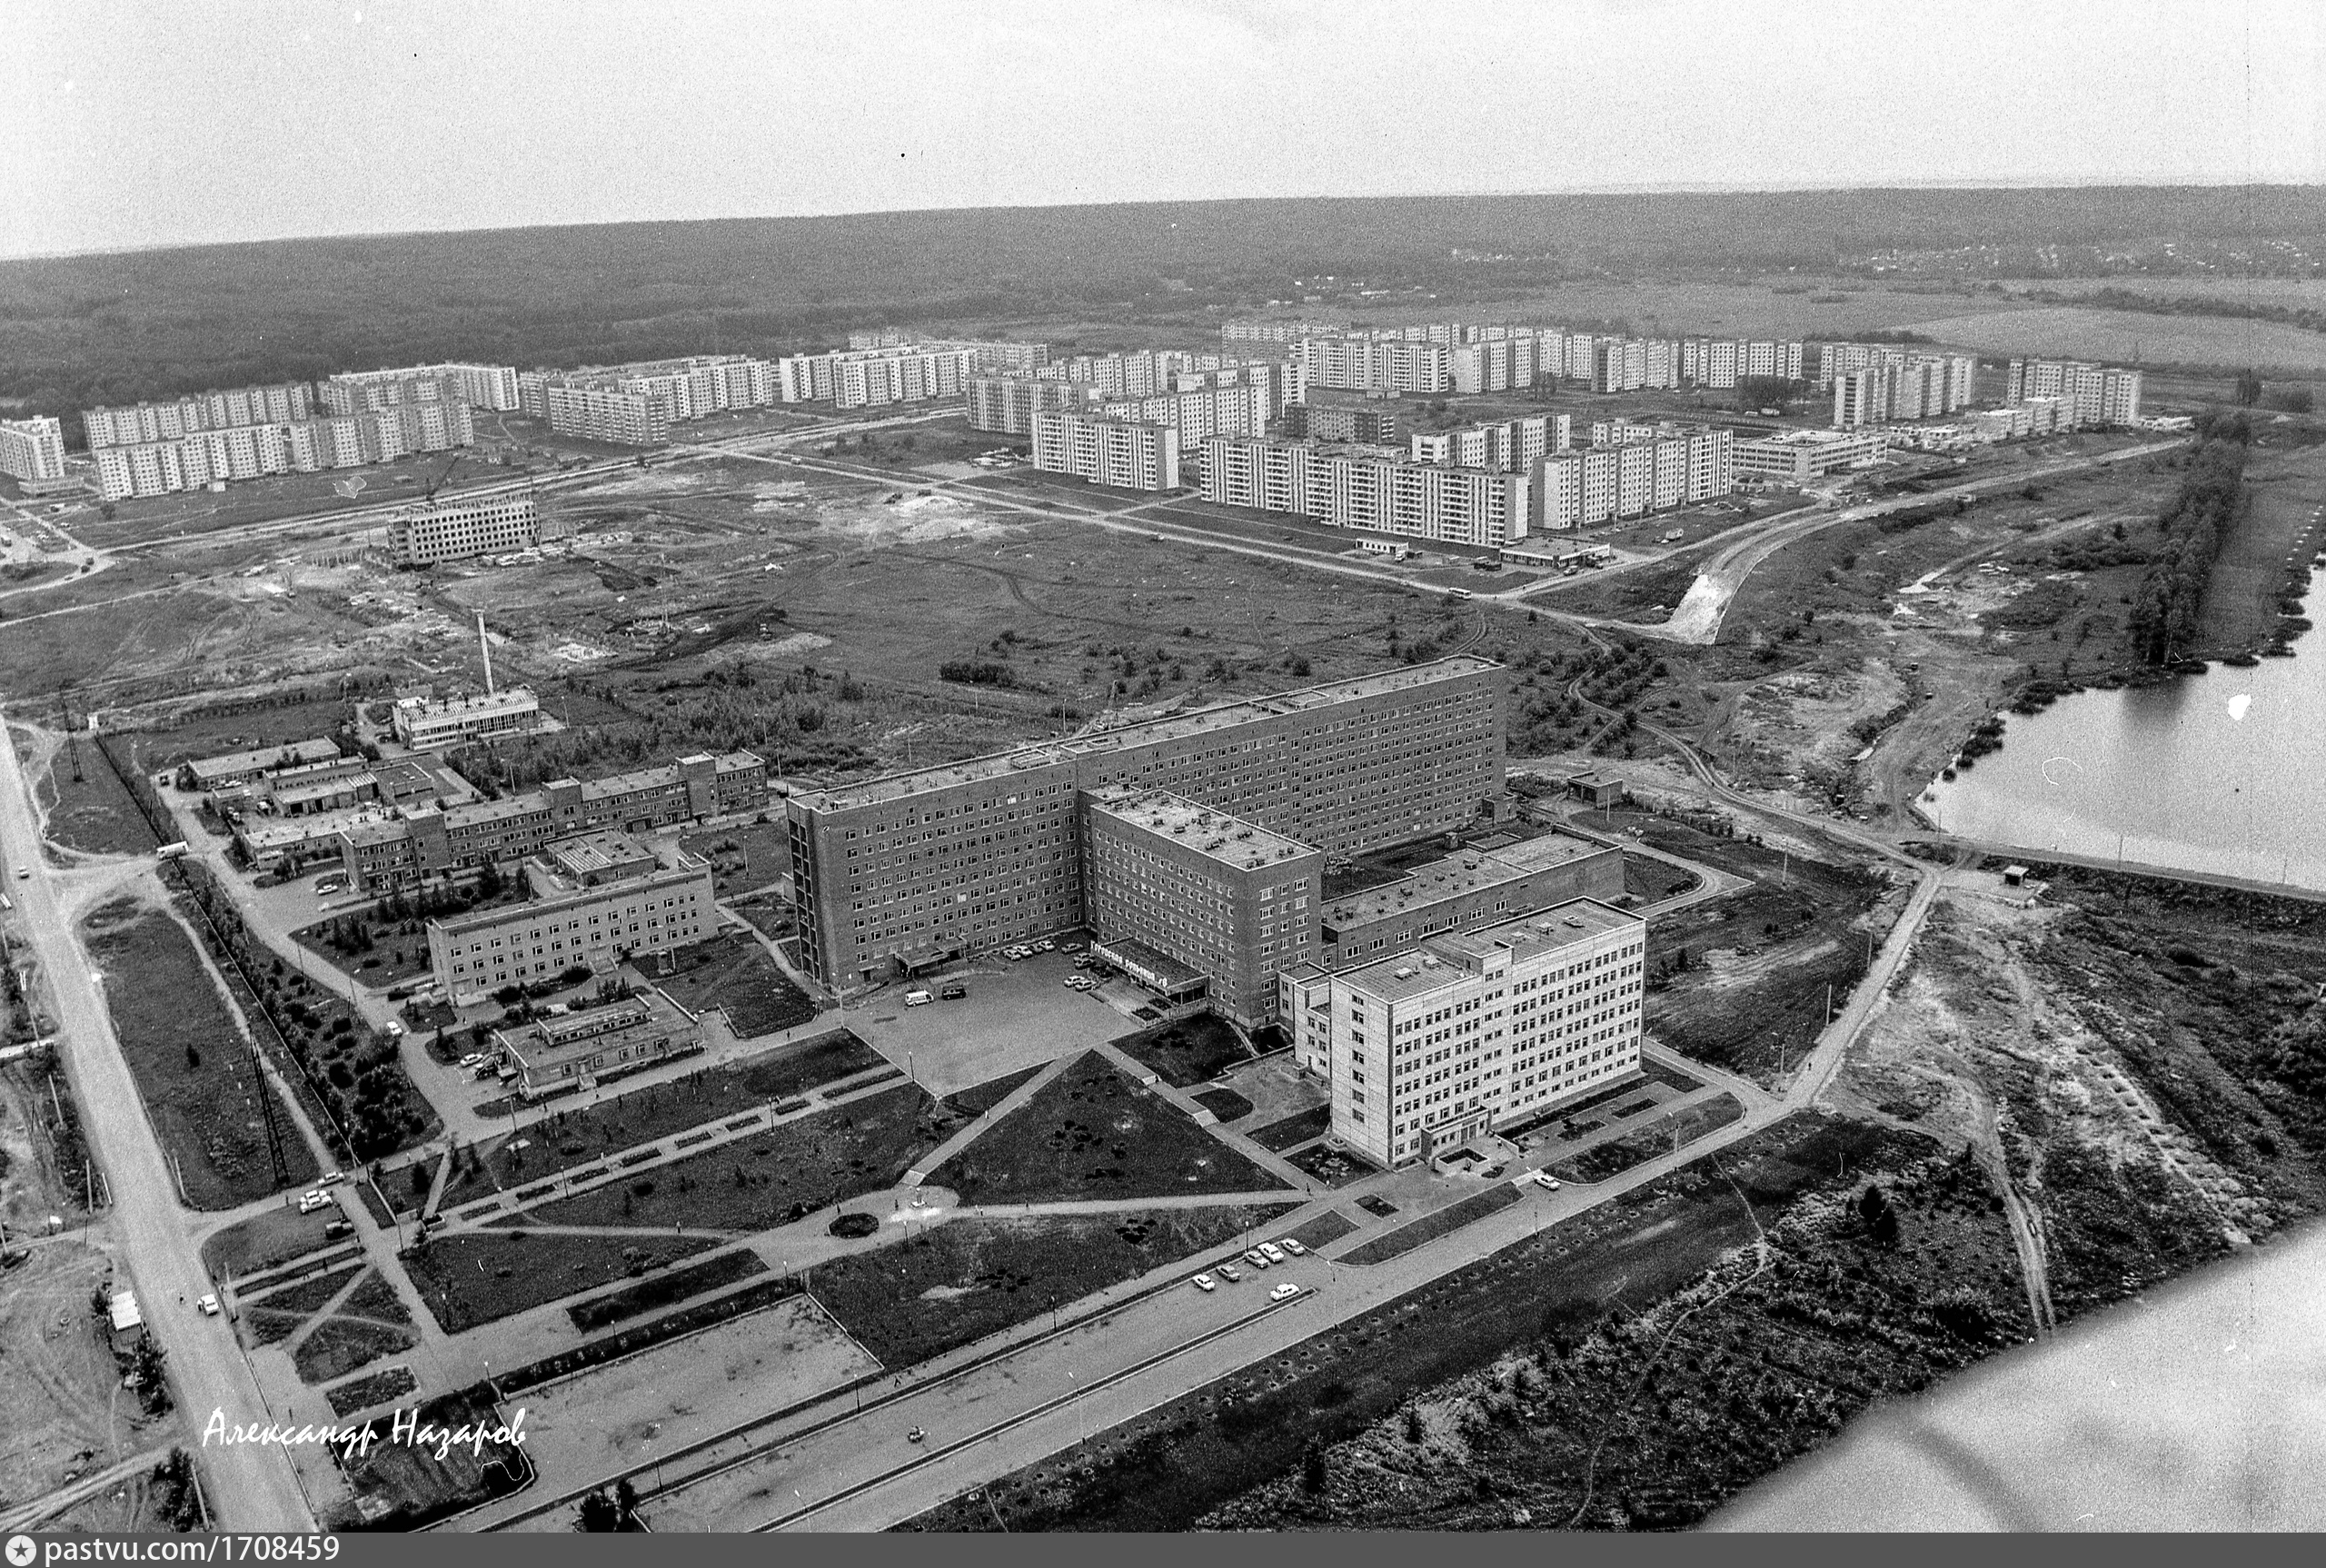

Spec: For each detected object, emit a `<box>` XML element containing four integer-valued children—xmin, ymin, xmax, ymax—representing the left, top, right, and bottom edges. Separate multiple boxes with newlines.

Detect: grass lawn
<box><xmin>328</xmin><ymin>1384</ymin><xmax>531</xmax><ymax>1532</ymax></box>
<box><xmin>567</xmin><ymin>1246</ymin><xmax>769</xmax><ymax>1331</ymax></box>
<box><xmin>32</xmin><ymin>741</ymin><xmax>156</xmax><ymax>855</ymax></box>
<box><xmin>438</xmin><ymin>1028</ymin><xmax>886</xmax><ymax>1208</ymax></box>
<box><xmin>1248</xmin><ymin>1105</ymin><xmax>1331</xmax><ymax>1153</ymax></box>
<box><xmin>244</xmin><ymin>1262</ymin><xmax>363</xmax><ymax>1315</ymax></box>
<box><xmin>927</xmin><ymin>1052</ymin><xmax>1289</xmax><ymax>1205</ymax></box>
<box><xmin>942</xmin><ymin>1064</ymin><xmax>1045</xmax><ymax>1118</ymax></box>
<box><xmin>812</xmin><ymin>1205</ymin><xmax>1297</xmax><ymax>1370</ymax></box>
<box><xmin>84</xmin><ymin>900</ymin><xmax>315</xmax><ymax>1209</ymax></box>
<box><xmin>201</xmin><ymin>1204</ymin><xmax>340</xmax><ymax>1279</ymax></box>
<box><xmin>400</xmin><ymin>1230</ymin><xmax>719</xmax><ymax>1335</ymax></box>
<box><xmin>1622</xmin><ymin>852</ymin><xmax>1701</xmax><ymax>903</ymax></box>
<box><xmin>1191</xmin><ymin>1087</ymin><xmax>1255</xmax><ymax>1124</ymax></box>
<box><xmin>728</xmin><ymin>893</ymin><xmax>796</xmax><ymax>943</ymax></box>
<box><xmin>1340</xmin><ymin>1185</ymin><xmax>1524</xmax><ymax>1265</ymax></box>
<box><xmin>1113</xmin><ymin>1014</ymin><xmax>1253</xmax><ymax>1088</ymax></box>
<box><xmin>1549</xmin><ymin>1093</ymin><xmax>1746</xmax><ymax>1183</ymax></box>
<box><xmin>325</xmin><ymin>1365</ymin><xmax>418</xmax><ymax>1419</ymax></box>
<box><xmin>295</xmin><ymin>1314</ymin><xmax>419</xmax><ymax>1385</ymax></box>
<box><xmin>652</xmin><ymin>930</ymin><xmax>818</xmax><ymax>1038</ymax></box>
<box><xmin>681</xmin><ymin>819</ymin><xmax>792</xmax><ymax>894</ymax></box>
<box><xmin>512</xmin><ymin>1081</ymin><xmax>956</xmax><ymax>1233</ymax></box>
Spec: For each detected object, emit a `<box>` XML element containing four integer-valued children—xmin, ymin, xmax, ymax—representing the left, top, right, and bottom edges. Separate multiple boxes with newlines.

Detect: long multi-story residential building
<box><xmin>965</xmin><ymin>374</ymin><xmax>1101</xmax><ymax>435</ymax></box>
<box><xmin>1449</xmin><ymin>335</ymin><xmax>1537</xmax><ymax>394</ymax></box>
<box><xmin>323</xmin><ymin>364</ymin><xmax>520</xmax><ymax>419</ymax></box>
<box><xmin>428</xmin><ymin>829</ymin><xmax>717</xmax><ymax>1004</ymax></box>
<box><xmin>785</xmin><ymin>658</ymin><xmax>1506</xmax><ymax>998</ymax></box>
<box><xmin>1537</xmin><ymin>425</ymin><xmax>1732</xmax><ymax>527</ymax></box>
<box><xmin>1299</xmin><ymin>336</ymin><xmax>1450</xmax><ymax>396</ymax></box>
<box><xmin>83</xmin><ymin>383</ymin><xmax>317</xmax><ymax>448</ymax></box>
<box><xmin>1681</xmin><ymin>338</ymin><xmax>1806</xmax><ymax>388</ymax></box>
<box><xmin>1286</xmin><ymin>402</ymin><xmax>1399</xmax><ymax>444</ymax></box>
<box><xmin>1830</xmin><ymin>353</ymin><xmax>1978</xmax><ymax>428</ymax></box>
<box><xmin>539</xmin><ymin>382</ymin><xmax>668</xmax><ymax>446</ymax></box>
<box><xmin>387</xmin><ymin>492</ymin><xmax>540</xmax><ymax>566</ymax></box>
<box><xmin>1280</xmin><ymin>898</ymin><xmax>1645</xmax><ymax>1167</ymax></box>
<box><xmin>335</xmin><ymin>750</ymin><xmax>769</xmax><ymax>892</ymax></box>
<box><xmin>775</xmin><ymin>341</ymin><xmax>1038</xmax><ymax>408</ymax></box>
<box><xmin>1100</xmin><ymin>383</ymin><xmax>1268</xmax><ymax>456</ymax></box>
<box><xmin>0</xmin><ymin>416</ymin><xmax>70</xmax><ymax>491</ymax></box>
<box><xmin>1200</xmin><ymin>437</ymin><xmax>1531</xmax><ymax>548</ymax></box>
<box><xmin>1031</xmin><ymin>410</ymin><xmax>1181</xmax><ymax>491</ymax></box>
<box><xmin>90</xmin><ymin>402</ymin><xmax>472</xmax><ymax>501</ymax></box>
<box><xmin>2004</xmin><ymin>359</ymin><xmax>2142</xmax><ymax>426</ymax></box>
<box><xmin>1411</xmin><ymin>414</ymin><xmax>1569</xmax><ymax>473</ymax></box>
<box><xmin>1221</xmin><ymin>318</ymin><xmax>1339</xmax><ymax>345</ymax></box>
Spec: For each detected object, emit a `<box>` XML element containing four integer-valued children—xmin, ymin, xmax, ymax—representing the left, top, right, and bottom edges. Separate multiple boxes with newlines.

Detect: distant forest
<box><xmin>2</xmin><ymin>184</ymin><xmax>2321</xmax><ymax>435</ymax></box>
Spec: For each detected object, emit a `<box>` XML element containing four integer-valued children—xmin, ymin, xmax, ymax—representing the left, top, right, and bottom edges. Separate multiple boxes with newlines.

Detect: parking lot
<box><xmin>843</xmin><ymin>944</ymin><xmax>1147</xmax><ymax>1095</ymax></box>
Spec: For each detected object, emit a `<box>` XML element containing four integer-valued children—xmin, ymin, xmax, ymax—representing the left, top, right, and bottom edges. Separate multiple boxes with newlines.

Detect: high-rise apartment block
<box><xmin>1410</xmin><ymin>414</ymin><xmax>1570</xmax><ymax>472</ymax></box>
<box><xmin>1299</xmin><ymin>336</ymin><xmax>1451</xmax><ymax>395</ymax></box>
<box><xmin>522</xmin><ymin>354</ymin><xmax>780</xmax><ymax>443</ymax></box>
<box><xmin>1449</xmin><ymin>335</ymin><xmax>1538</xmax><ymax>394</ymax></box>
<box><xmin>1100</xmin><ymin>382</ymin><xmax>1269</xmax><ymax>457</ymax></box>
<box><xmin>388</xmin><ymin>492</ymin><xmax>541</xmax><ymax>566</ymax></box>
<box><xmin>965</xmin><ymin>374</ymin><xmax>1103</xmax><ymax>436</ymax></box>
<box><xmin>1829</xmin><ymin>354</ymin><xmax>1978</xmax><ymax>429</ymax></box>
<box><xmin>83</xmin><ymin>383</ymin><xmax>317</xmax><ymax>448</ymax></box>
<box><xmin>784</xmin><ymin>658</ymin><xmax>1506</xmax><ymax>1001</ymax></box>
<box><xmin>2004</xmin><ymin>360</ymin><xmax>2142</xmax><ymax>427</ymax></box>
<box><xmin>1031</xmin><ymin>411</ymin><xmax>1181</xmax><ymax>491</ymax></box>
<box><xmin>1680</xmin><ymin>338</ymin><xmax>1806</xmax><ymax>388</ymax></box>
<box><xmin>776</xmin><ymin>341</ymin><xmax>1041</xmax><ymax>409</ymax></box>
<box><xmin>91</xmin><ymin>400</ymin><xmax>472</xmax><ymax>501</ymax></box>
<box><xmin>1287</xmin><ymin>403</ymin><xmax>1399</xmax><ymax>444</ymax></box>
<box><xmin>1221</xmin><ymin>319</ymin><xmax>1339</xmax><ymax>345</ymax></box>
<box><xmin>1539</xmin><ymin>424</ymin><xmax>1733</xmax><ymax>527</ymax></box>
<box><xmin>0</xmin><ymin>416</ymin><xmax>70</xmax><ymax>491</ymax></box>
<box><xmin>1201</xmin><ymin>437</ymin><xmax>1532</xmax><ymax>548</ymax></box>
<box><xmin>325</xmin><ymin>363</ymin><xmax>521</xmax><ymax>413</ymax></box>
<box><xmin>1281</xmin><ymin>898</ymin><xmax>1645</xmax><ymax>1166</ymax></box>
<box><xmin>540</xmin><ymin>382</ymin><xmax>669</xmax><ymax>446</ymax></box>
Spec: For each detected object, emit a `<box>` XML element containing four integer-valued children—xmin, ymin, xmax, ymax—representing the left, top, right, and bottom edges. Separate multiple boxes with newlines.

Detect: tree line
<box><xmin>2126</xmin><ymin>414</ymin><xmax>2254</xmax><ymax>665</ymax></box>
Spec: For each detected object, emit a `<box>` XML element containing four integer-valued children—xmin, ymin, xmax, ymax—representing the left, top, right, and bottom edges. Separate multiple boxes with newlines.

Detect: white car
<box><xmin>1277</xmin><ymin>1237</ymin><xmax>1307</xmax><ymax>1256</ymax></box>
<box><xmin>317</xmin><ymin>1169</ymin><xmax>344</xmax><ymax>1187</ymax></box>
<box><xmin>12</xmin><ymin>867</ymin><xmax>26</xmax><ymax>880</ymax></box>
<box><xmin>1257</xmin><ymin>1242</ymin><xmax>1287</xmax><ymax>1265</ymax></box>
<box><xmin>1268</xmin><ymin>1282</ymin><xmax>1300</xmax><ymax>1303</ymax></box>
<box><xmin>460</xmin><ymin>1053</ymin><xmax>486</xmax><ymax>1069</ymax></box>
<box><xmin>1191</xmin><ymin>1273</ymin><xmax>1216</xmax><ymax>1293</ymax></box>
<box><xmin>1035</xmin><ymin>939</ymin><xmax>1055</xmax><ymax>952</ymax></box>
<box><xmin>296</xmin><ymin>1190</ymin><xmax>333</xmax><ymax>1214</ymax></box>
<box><xmin>195</xmin><ymin>1294</ymin><xmax>220</xmax><ymax>1315</ymax></box>
<box><xmin>1533</xmin><ymin>1170</ymin><xmax>1562</xmax><ymax>1191</ymax></box>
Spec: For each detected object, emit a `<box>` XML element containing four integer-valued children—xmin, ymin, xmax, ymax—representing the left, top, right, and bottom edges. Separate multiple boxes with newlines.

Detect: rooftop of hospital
<box><xmin>1337</xmin><ymin>898</ymin><xmax>1644</xmax><ymax>1003</ymax></box>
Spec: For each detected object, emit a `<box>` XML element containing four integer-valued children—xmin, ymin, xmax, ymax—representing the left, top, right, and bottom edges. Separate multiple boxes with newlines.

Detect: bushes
<box><xmin>939</xmin><ymin>660</ymin><xmax>1017</xmax><ymax>688</ymax></box>
<box><xmin>2126</xmin><ymin>432</ymin><xmax>2252</xmax><ymax>664</ymax></box>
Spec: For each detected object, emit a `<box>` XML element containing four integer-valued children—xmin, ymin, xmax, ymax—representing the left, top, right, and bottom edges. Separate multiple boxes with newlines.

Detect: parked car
<box><xmin>1060</xmin><ymin>940</ymin><xmax>1085</xmax><ymax>953</ymax></box>
<box><xmin>1533</xmin><ymin>1171</ymin><xmax>1562</xmax><ymax>1191</ymax></box>
<box><xmin>1277</xmin><ymin>1238</ymin><xmax>1307</xmax><ymax>1256</ymax></box>
<box><xmin>1216</xmin><ymin>1263</ymin><xmax>1242</xmax><ymax>1283</ymax></box>
<box><xmin>13</xmin><ymin>867</ymin><xmax>26</xmax><ymax>880</ymax></box>
<box><xmin>1034</xmin><ymin>939</ymin><xmax>1055</xmax><ymax>952</ymax></box>
<box><xmin>1241</xmin><ymin>1248</ymin><xmax>1270</xmax><ymax>1269</ymax></box>
<box><xmin>296</xmin><ymin>1190</ymin><xmax>332</xmax><ymax>1214</ymax></box>
<box><xmin>1257</xmin><ymin>1242</ymin><xmax>1286</xmax><ymax>1264</ymax></box>
<box><xmin>1061</xmin><ymin>978</ymin><xmax>1080</xmax><ymax>989</ymax></box>
<box><xmin>195</xmin><ymin>1294</ymin><xmax>221</xmax><ymax>1315</ymax></box>
<box><xmin>939</xmin><ymin>985</ymin><xmax>968</xmax><ymax>1000</ymax></box>
<box><xmin>1269</xmin><ymin>1283</ymin><xmax>1300</xmax><ymax>1302</ymax></box>
<box><xmin>1191</xmin><ymin>1273</ymin><xmax>1216</xmax><ymax>1293</ymax></box>
<box><xmin>903</xmin><ymin>989</ymin><xmax>934</xmax><ymax>1007</ymax></box>
<box><xmin>460</xmin><ymin>1053</ymin><xmax>486</xmax><ymax>1069</ymax></box>
<box><xmin>317</xmin><ymin>1169</ymin><xmax>343</xmax><ymax>1187</ymax></box>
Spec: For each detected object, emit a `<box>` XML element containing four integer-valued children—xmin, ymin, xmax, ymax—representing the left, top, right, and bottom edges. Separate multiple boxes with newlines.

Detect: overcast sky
<box><xmin>2</xmin><ymin>0</ymin><xmax>2320</xmax><ymax>259</ymax></box>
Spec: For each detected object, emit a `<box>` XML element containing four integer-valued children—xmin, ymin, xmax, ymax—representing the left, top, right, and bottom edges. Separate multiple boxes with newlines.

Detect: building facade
<box><xmin>1734</xmin><ymin>427</ymin><xmax>1886</xmax><ymax>481</ymax></box>
<box><xmin>0</xmin><ymin>416</ymin><xmax>69</xmax><ymax>489</ymax></box>
<box><xmin>1282</xmin><ymin>898</ymin><xmax>1646</xmax><ymax>1167</ymax></box>
<box><xmin>1031</xmin><ymin>411</ymin><xmax>1181</xmax><ymax>491</ymax></box>
<box><xmin>964</xmin><ymin>374</ymin><xmax>1101</xmax><ymax>435</ymax></box>
<box><xmin>428</xmin><ymin>831</ymin><xmax>716</xmax><ymax>1003</ymax></box>
<box><xmin>785</xmin><ymin>658</ymin><xmax>1506</xmax><ymax>994</ymax></box>
<box><xmin>2004</xmin><ymin>360</ymin><xmax>2142</xmax><ymax>427</ymax></box>
<box><xmin>1200</xmin><ymin>436</ymin><xmax>1532</xmax><ymax>547</ymax></box>
<box><xmin>388</xmin><ymin>492</ymin><xmax>541</xmax><ymax>565</ymax></box>
<box><xmin>389</xmin><ymin>688</ymin><xmax>543</xmax><ymax>749</ymax></box>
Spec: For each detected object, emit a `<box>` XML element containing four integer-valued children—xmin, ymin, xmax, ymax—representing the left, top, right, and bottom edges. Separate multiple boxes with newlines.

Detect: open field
<box><xmin>681</xmin><ymin>819</ymin><xmax>791</xmax><ymax>893</ymax></box>
<box><xmin>652</xmin><ymin>929</ymin><xmax>817</xmax><ymax>1038</ymax></box>
<box><xmin>926</xmin><ymin>1050</ymin><xmax>1287</xmax><ymax>1204</ymax></box>
<box><xmin>906</xmin><ymin>1112</ymin><xmax>2021</xmax><ymax>1532</ymax></box>
<box><xmin>25</xmin><ymin>730</ymin><xmax>155</xmax><ymax>855</ymax></box>
<box><xmin>2196</xmin><ymin>438</ymin><xmax>2326</xmax><ymax>650</ymax></box>
<box><xmin>402</xmin><ymin>1229</ymin><xmax>720</xmax><ymax>1335</ymax></box>
<box><xmin>510</xmin><ymin>1081</ymin><xmax>952</xmax><ymax>1233</ymax></box>
<box><xmin>203</xmin><ymin>1204</ymin><xmax>343</xmax><ymax>1280</ymax></box>
<box><xmin>0</xmin><ymin>1243</ymin><xmax>164</xmax><ymax>1509</ymax></box>
<box><xmin>439</xmin><ymin>1027</ymin><xmax>888</xmax><ymax>1207</ymax></box>
<box><xmin>82</xmin><ymin>898</ymin><xmax>314</xmax><ymax>1209</ymax></box>
<box><xmin>810</xmin><ymin>1204</ymin><xmax>1297</xmax><ymax>1370</ymax></box>
<box><xmin>1904</xmin><ymin>305</ymin><xmax>2326</xmax><ymax>373</ymax></box>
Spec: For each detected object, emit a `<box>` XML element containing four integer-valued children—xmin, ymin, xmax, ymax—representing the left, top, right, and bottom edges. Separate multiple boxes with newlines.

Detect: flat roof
<box><xmin>186</xmin><ymin>737</ymin><xmax>342</xmax><ymax>781</ymax></box>
<box><xmin>1340</xmin><ymin>898</ymin><xmax>1643</xmax><ymax>1004</ymax></box>
<box><xmin>1324</xmin><ymin>832</ymin><xmax>1603</xmax><ymax>928</ymax></box>
<box><xmin>800</xmin><ymin>656</ymin><xmax>1498</xmax><ymax>813</ymax></box>
<box><xmin>1086</xmin><ymin>788</ymin><xmax>1317</xmax><ymax>872</ymax></box>
<box><xmin>543</xmin><ymin>829</ymin><xmax>660</xmax><ymax>878</ymax></box>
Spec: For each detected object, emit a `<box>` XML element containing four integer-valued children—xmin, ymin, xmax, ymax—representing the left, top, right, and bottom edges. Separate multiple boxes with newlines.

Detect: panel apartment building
<box><xmin>1201</xmin><ymin>436</ymin><xmax>1532</xmax><ymax>548</ymax></box>
<box><xmin>1030</xmin><ymin>410</ymin><xmax>1181</xmax><ymax>491</ymax></box>
<box><xmin>1410</xmin><ymin>414</ymin><xmax>1570</xmax><ymax>472</ymax></box>
<box><xmin>0</xmin><ymin>416</ymin><xmax>71</xmax><ymax>492</ymax></box>
<box><xmin>1299</xmin><ymin>336</ymin><xmax>1451</xmax><ymax>396</ymax></box>
<box><xmin>522</xmin><ymin>355</ymin><xmax>780</xmax><ymax>444</ymax></box>
<box><xmin>1537</xmin><ymin>423</ymin><xmax>1734</xmax><ymax>528</ymax></box>
<box><xmin>1830</xmin><ymin>354</ymin><xmax>1978</xmax><ymax>429</ymax></box>
<box><xmin>1099</xmin><ymin>382</ymin><xmax>1269</xmax><ymax>460</ymax></box>
<box><xmin>964</xmin><ymin>374</ymin><xmax>1102</xmax><ymax>436</ymax></box>
<box><xmin>387</xmin><ymin>492</ymin><xmax>541</xmax><ymax>565</ymax></box>
<box><xmin>2003</xmin><ymin>360</ymin><xmax>2142</xmax><ymax>427</ymax></box>
<box><xmin>1281</xmin><ymin>898</ymin><xmax>1646</xmax><ymax>1167</ymax></box>
<box><xmin>324</xmin><ymin>363</ymin><xmax>521</xmax><ymax>415</ymax></box>
<box><xmin>83</xmin><ymin>382</ymin><xmax>317</xmax><ymax>447</ymax></box>
<box><xmin>427</xmin><ymin>829</ymin><xmax>716</xmax><ymax>1004</ymax></box>
<box><xmin>776</xmin><ymin>341</ymin><xmax>1042</xmax><ymax>409</ymax></box>
<box><xmin>89</xmin><ymin>402</ymin><xmax>473</xmax><ymax>501</ymax></box>
<box><xmin>1680</xmin><ymin>338</ymin><xmax>1806</xmax><ymax>389</ymax></box>
<box><xmin>785</xmin><ymin>657</ymin><xmax>1506</xmax><ymax>1001</ymax></box>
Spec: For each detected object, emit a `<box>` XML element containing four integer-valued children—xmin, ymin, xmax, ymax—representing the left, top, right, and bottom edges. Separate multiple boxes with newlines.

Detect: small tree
<box><xmin>1403</xmin><ymin>1405</ymin><xmax>1425</xmax><ymax>1444</ymax></box>
<box><xmin>577</xmin><ymin>1490</ymin><xmax>620</xmax><ymax>1532</ymax></box>
<box><xmin>1301</xmin><ymin>1434</ymin><xmax>1328</xmax><ymax>1494</ymax></box>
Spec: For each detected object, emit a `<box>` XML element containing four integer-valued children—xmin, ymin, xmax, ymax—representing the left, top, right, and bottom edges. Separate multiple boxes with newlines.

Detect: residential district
<box><xmin>5</xmin><ymin>281</ymin><xmax>2304</xmax><ymax>1542</ymax></box>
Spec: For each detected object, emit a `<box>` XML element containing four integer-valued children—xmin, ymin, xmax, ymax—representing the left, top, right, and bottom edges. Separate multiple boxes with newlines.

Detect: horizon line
<box><xmin>5</xmin><ymin>174</ymin><xmax>2317</xmax><ymax>265</ymax></box>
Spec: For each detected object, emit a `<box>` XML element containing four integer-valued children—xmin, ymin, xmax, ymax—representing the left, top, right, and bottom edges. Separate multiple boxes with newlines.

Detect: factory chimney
<box><xmin>477</xmin><ymin>613</ymin><xmax>496</xmax><ymax>694</ymax></box>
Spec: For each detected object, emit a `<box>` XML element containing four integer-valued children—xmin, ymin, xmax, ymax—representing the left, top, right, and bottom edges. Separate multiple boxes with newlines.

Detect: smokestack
<box><xmin>477</xmin><ymin>612</ymin><xmax>495</xmax><ymax>694</ymax></box>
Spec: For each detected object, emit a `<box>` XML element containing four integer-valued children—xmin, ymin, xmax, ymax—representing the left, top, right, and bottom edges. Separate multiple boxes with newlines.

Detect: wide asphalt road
<box><xmin>0</xmin><ymin>712</ymin><xmax>316</xmax><ymax>1529</ymax></box>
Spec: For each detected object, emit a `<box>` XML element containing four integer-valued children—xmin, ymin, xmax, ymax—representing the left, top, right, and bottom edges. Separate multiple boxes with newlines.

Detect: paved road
<box><xmin>0</xmin><ymin>713</ymin><xmax>316</xmax><ymax>1530</ymax></box>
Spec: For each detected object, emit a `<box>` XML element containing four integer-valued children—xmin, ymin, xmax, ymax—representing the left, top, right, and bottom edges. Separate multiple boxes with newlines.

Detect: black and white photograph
<box><xmin>0</xmin><ymin>0</ymin><xmax>2321</xmax><ymax>1540</ymax></box>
